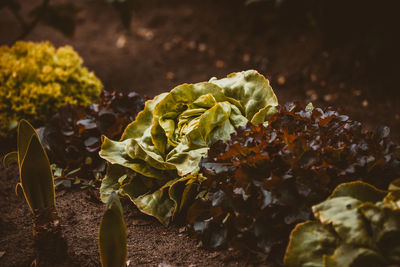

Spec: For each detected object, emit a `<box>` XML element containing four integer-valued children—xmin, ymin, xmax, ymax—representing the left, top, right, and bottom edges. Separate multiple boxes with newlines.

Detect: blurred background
<box><xmin>1</xmin><ymin>0</ymin><xmax>399</xmax><ymax>136</ymax></box>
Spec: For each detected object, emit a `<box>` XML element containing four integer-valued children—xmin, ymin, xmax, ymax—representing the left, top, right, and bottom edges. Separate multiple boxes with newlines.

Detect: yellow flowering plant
<box><xmin>0</xmin><ymin>41</ymin><xmax>103</xmax><ymax>137</ymax></box>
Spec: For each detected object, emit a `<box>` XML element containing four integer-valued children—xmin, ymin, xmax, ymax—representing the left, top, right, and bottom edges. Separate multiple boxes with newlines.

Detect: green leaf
<box><xmin>3</xmin><ymin>151</ymin><xmax>18</xmax><ymax>168</ymax></box>
<box><xmin>100</xmin><ymin>164</ymin><xmax>129</xmax><ymax>203</ymax></box>
<box><xmin>166</xmin><ymin>147</ymin><xmax>209</xmax><ymax>176</ymax></box>
<box><xmin>120</xmin><ymin>174</ymin><xmax>151</xmax><ymax>198</ymax></box>
<box><xmin>209</xmin><ymin>70</ymin><xmax>278</xmax><ymax>122</ymax></box>
<box><xmin>306</xmin><ymin>102</ymin><xmax>314</xmax><ymax>110</ymax></box>
<box><xmin>8</xmin><ymin>120</ymin><xmax>18</xmax><ymax>131</ymax></box>
<box><xmin>99</xmin><ymin>191</ymin><xmax>127</xmax><ymax>267</ymax></box>
<box><xmin>120</xmin><ymin>93</ymin><xmax>168</xmax><ymax>141</ymax></box>
<box><xmin>251</xmin><ymin>105</ymin><xmax>277</xmax><ymax>125</ymax></box>
<box><xmin>134</xmin><ymin>185</ymin><xmax>176</xmax><ymax>224</ymax></box>
<box><xmin>100</xmin><ymin>137</ymin><xmax>170</xmax><ymax>179</ymax></box>
<box><xmin>54</xmin><ymin>179</ymin><xmax>65</xmax><ymax>188</ymax></box>
<box><xmin>329</xmin><ymin>181</ymin><xmax>386</xmax><ymax>203</ymax></box>
<box><xmin>312</xmin><ymin>196</ymin><xmax>373</xmax><ymax>247</ymax></box>
<box><xmin>176</xmin><ymin>174</ymin><xmax>205</xmax><ymax>214</ymax></box>
<box><xmin>388</xmin><ymin>178</ymin><xmax>400</xmax><ymax>192</ymax></box>
<box><xmin>284</xmin><ymin>221</ymin><xmax>337</xmax><ymax>267</ymax></box>
<box><xmin>20</xmin><ymin>134</ymin><xmax>55</xmax><ymax>211</ymax></box>
<box><xmin>15</xmin><ymin>119</ymin><xmax>55</xmax><ymax>211</ymax></box>
<box><xmin>15</xmin><ymin>182</ymin><xmax>23</xmax><ymax>196</ymax></box>
<box><xmin>323</xmin><ymin>244</ymin><xmax>385</xmax><ymax>267</ymax></box>
<box><xmin>359</xmin><ymin>202</ymin><xmax>400</xmax><ymax>262</ymax></box>
<box><xmin>382</xmin><ymin>191</ymin><xmax>400</xmax><ymax>210</ymax></box>
<box><xmin>52</xmin><ymin>165</ymin><xmax>63</xmax><ymax>178</ymax></box>
<box><xmin>65</xmin><ymin>168</ymin><xmax>81</xmax><ymax>177</ymax></box>
<box><xmin>17</xmin><ymin>119</ymin><xmax>38</xmax><ymax>167</ymax></box>
<box><xmin>132</xmin><ymin>174</ymin><xmax>203</xmax><ymax>224</ymax></box>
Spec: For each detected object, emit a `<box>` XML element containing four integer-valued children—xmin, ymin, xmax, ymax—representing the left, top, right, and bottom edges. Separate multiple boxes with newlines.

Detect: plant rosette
<box><xmin>284</xmin><ymin>180</ymin><xmax>400</xmax><ymax>267</ymax></box>
<box><xmin>99</xmin><ymin>70</ymin><xmax>278</xmax><ymax>223</ymax></box>
<box><xmin>0</xmin><ymin>41</ymin><xmax>103</xmax><ymax>138</ymax></box>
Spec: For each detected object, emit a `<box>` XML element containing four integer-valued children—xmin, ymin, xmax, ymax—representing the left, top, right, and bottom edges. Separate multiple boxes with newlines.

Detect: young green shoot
<box><xmin>99</xmin><ymin>191</ymin><xmax>127</xmax><ymax>267</ymax></box>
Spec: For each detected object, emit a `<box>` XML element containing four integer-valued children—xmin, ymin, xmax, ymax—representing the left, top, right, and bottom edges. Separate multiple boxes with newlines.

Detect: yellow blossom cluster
<box><xmin>0</xmin><ymin>41</ymin><xmax>103</xmax><ymax>137</ymax></box>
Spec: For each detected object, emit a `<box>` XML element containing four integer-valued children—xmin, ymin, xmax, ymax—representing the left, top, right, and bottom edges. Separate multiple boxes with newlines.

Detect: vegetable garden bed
<box><xmin>1</xmin><ymin>0</ymin><xmax>399</xmax><ymax>266</ymax></box>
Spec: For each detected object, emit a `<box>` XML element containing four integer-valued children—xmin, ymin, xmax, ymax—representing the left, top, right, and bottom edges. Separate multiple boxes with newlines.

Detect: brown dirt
<box><xmin>1</xmin><ymin>0</ymin><xmax>399</xmax><ymax>137</ymax></box>
<box><xmin>0</xmin><ymin>0</ymin><xmax>399</xmax><ymax>266</ymax></box>
<box><xmin>0</xmin><ymin>165</ymin><xmax>253</xmax><ymax>266</ymax></box>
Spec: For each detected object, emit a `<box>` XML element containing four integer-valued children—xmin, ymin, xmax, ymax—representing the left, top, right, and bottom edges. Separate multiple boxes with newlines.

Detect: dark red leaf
<box><xmin>38</xmin><ymin>89</ymin><xmax>144</xmax><ymax>183</ymax></box>
<box><xmin>187</xmin><ymin>102</ymin><xmax>400</xmax><ymax>264</ymax></box>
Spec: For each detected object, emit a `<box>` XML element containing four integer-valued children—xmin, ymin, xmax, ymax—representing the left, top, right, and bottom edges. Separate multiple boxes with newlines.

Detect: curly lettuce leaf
<box><xmin>328</xmin><ymin>181</ymin><xmax>386</xmax><ymax>203</ymax></box>
<box><xmin>323</xmin><ymin>245</ymin><xmax>385</xmax><ymax>267</ymax></box>
<box><xmin>313</xmin><ymin>197</ymin><xmax>373</xmax><ymax>247</ymax></box>
<box><xmin>99</xmin><ymin>70</ymin><xmax>278</xmax><ymax>223</ymax></box>
<box><xmin>284</xmin><ymin>221</ymin><xmax>337</xmax><ymax>267</ymax></box>
<box><xmin>285</xmin><ymin>181</ymin><xmax>400</xmax><ymax>267</ymax></box>
<box><xmin>209</xmin><ymin>69</ymin><xmax>278</xmax><ymax>123</ymax></box>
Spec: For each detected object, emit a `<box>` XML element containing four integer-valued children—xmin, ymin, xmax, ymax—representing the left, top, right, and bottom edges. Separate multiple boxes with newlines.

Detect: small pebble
<box><xmin>323</xmin><ymin>93</ymin><xmax>338</xmax><ymax>102</ymax></box>
<box><xmin>324</xmin><ymin>94</ymin><xmax>333</xmax><ymax>102</ymax></box>
<box><xmin>116</xmin><ymin>35</ymin><xmax>126</xmax><ymax>48</ymax></box>
<box><xmin>198</xmin><ymin>43</ymin><xmax>207</xmax><ymax>52</ymax></box>
<box><xmin>277</xmin><ymin>75</ymin><xmax>286</xmax><ymax>85</ymax></box>
<box><xmin>172</xmin><ymin>36</ymin><xmax>182</xmax><ymax>44</ymax></box>
<box><xmin>209</xmin><ymin>252</ymin><xmax>220</xmax><ymax>259</ymax></box>
<box><xmin>310</xmin><ymin>73</ymin><xmax>317</xmax><ymax>82</ymax></box>
<box><xmin>136</xmin><ymin>28</ymin><xmax>154</xmax><ymax>40</ymax></box>
<box><xmin>187</xmin><ymin>41</ymin><xmax>196</xmax><ymax>50</ymax></box>
<box><xmin>306</xmin><ymin>90</ymin><xmax>318</xmax><ymax>101</ymax></box>
<box><xmin>215</xmin><ymin>60</ymin><xmax>225</xmax><ymax>68</ymax></box>
<box><xmin>166</xmin><ymin>72</ymin><xmax>175</xmax><ymax>81</ymax></box>
<box><xmin>242</xmin><ymin>53</ymin><xmax>251</xmax><ymax>63</ymax></box>
<box><xmin>163</xmin><ymin>42</ymin><xmax>172</xmax><ymax>51</ymax></box>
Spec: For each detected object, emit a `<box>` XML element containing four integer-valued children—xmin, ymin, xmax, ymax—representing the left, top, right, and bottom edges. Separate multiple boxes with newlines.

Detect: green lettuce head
<box><xmin>99</xmin><ymin>70</ymin><xmax>278</xmax><ymax>223</ymax></box>
<box><xmin>284</xmin><ymin>180</ymin><xmax>400</xmax><ymax>267</ymax></box>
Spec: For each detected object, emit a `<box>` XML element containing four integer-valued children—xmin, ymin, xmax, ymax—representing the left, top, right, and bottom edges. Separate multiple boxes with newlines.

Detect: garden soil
<box><xmin>0</xmin><ymin>0</ymin><xmax>399</xmax><ymax>266</ymax></box>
